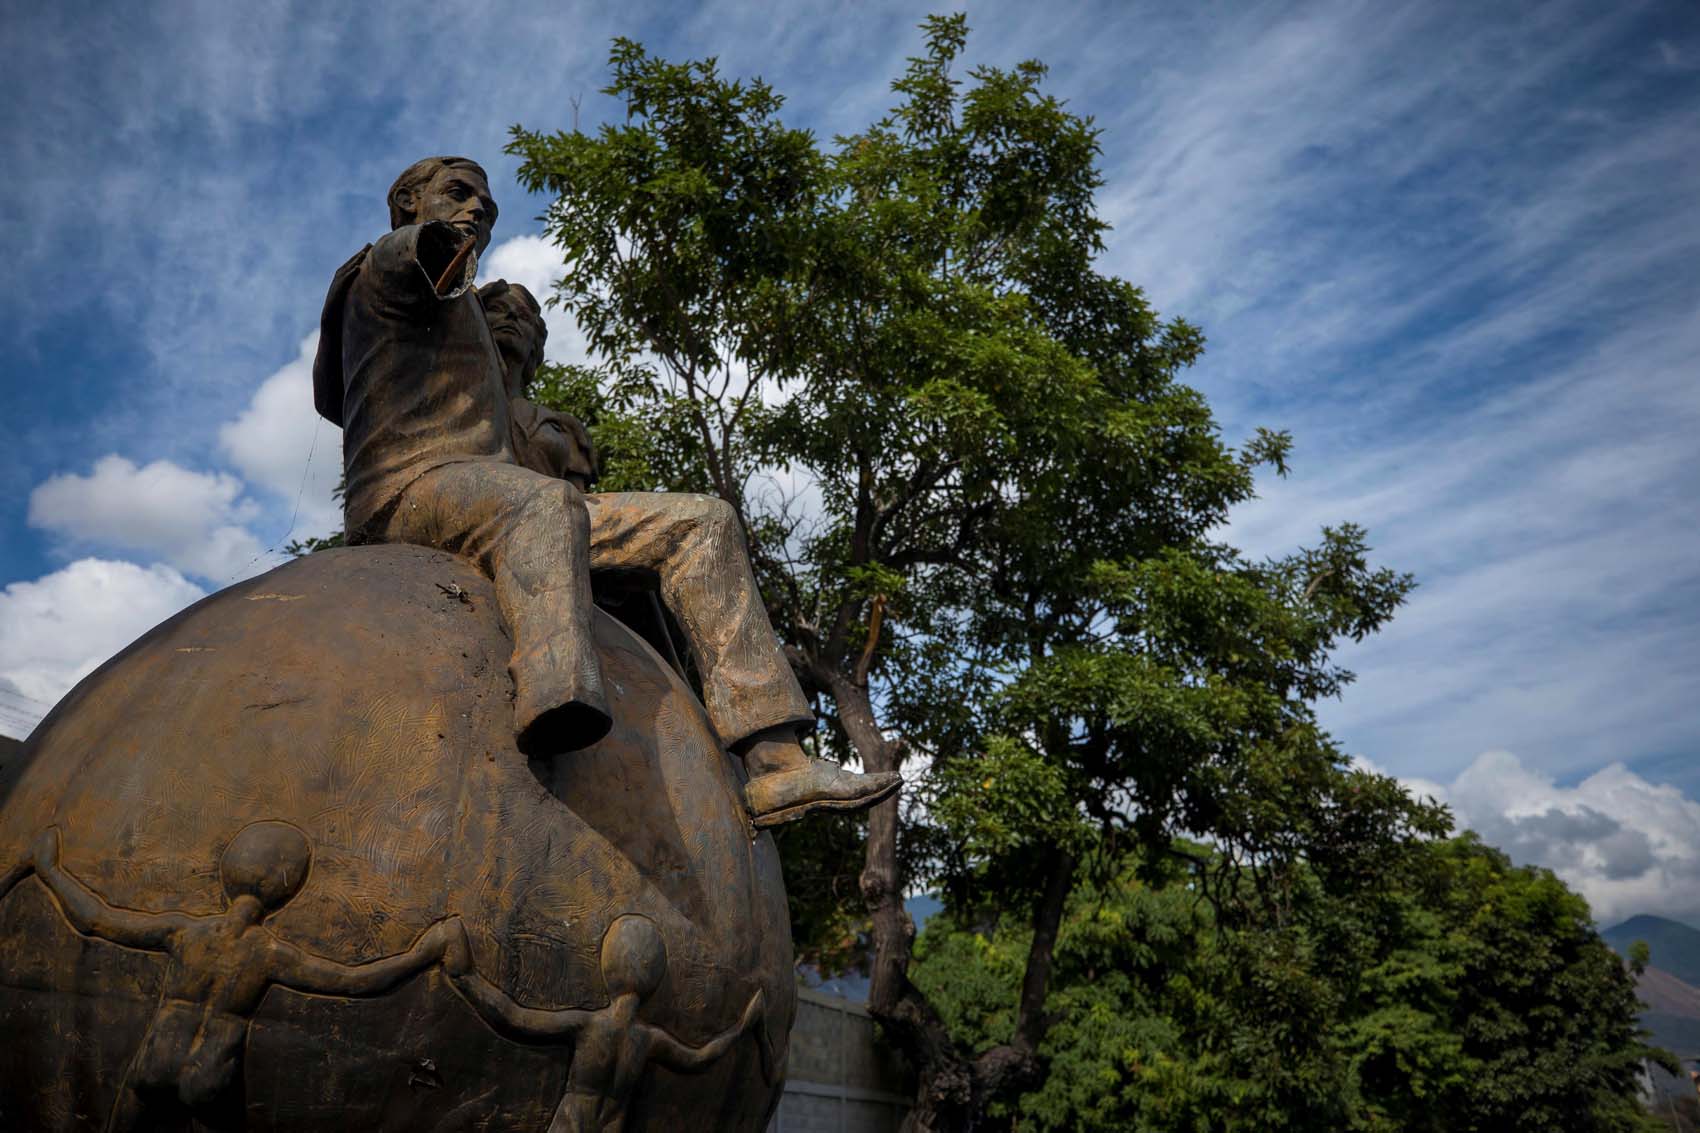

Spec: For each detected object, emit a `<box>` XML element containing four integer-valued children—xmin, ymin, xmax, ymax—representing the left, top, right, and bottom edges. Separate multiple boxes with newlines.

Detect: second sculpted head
<box><xmin>387</xmin><ymin>156</ymin><xmax>498</xmax><ymax>256</ymax></box>
<box><xmin>479</xmin><ymin>280</ymin><xmax>547</xmax><ymax>397</ymax></box>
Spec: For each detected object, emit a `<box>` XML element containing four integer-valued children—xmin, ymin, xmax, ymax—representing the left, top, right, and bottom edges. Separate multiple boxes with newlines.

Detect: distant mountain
<box><xmin>1624</xmin><ymin>967</ymin><xmax>1700</xmax><ymax>1100</ymax></box>
<box><xmin>908</xmin><ymin>892</ymin><xmax>943</xmax><ymax>932</ymax></box>
<box><xmin>1603</xmin><ymin>917</ymin><xmax>1700</xmax><ymax>1098</ymax></box>
<box><xmin>1604</xmin><ymin>915</ymin><xmax>1700</xmax><ymax>988</ymax></box>
<box><xmin>795</xmin><ymin>894</ymin><xmax>945</xmax><ymax>1005</ymax></box>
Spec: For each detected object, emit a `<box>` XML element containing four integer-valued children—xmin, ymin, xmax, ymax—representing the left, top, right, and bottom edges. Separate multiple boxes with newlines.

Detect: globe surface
<box><xmin>0</xmin><ymin>544</ymin><xmax>794</xmax><ymax>1131</ymax></box>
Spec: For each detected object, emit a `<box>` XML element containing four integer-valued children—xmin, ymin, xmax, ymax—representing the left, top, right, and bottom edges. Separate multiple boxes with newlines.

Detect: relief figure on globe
<box><xmin>16</xmin><ymin>823</ymin><xmax>457</xmax><ymax>1132</ymax></box>
<box><xmin>314</xmin><ymin>156</ymin><xmax>899</xmax><ymax>827</ymax></box>
<box><xmin>444</xmin><ymin>913</ymin><xmax>775</xmax><ymax>1133</ymax></box>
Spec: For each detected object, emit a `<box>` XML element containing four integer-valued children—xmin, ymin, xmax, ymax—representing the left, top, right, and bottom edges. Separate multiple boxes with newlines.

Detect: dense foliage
<box><xmin>915</xmin><ymin>835</ymin><xmax>1670</xmax><ymax>1132</ymax></box>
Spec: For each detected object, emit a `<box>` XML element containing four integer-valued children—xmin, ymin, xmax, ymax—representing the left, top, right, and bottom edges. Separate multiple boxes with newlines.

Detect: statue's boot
<box><xmin>744</xmin><ymin>762</ymin><xmax>902</xmax><ymax>828</ymax></box>
<box><xmin>738</xmin><ymin>730</ymin><xmax>901</xmax><ymax>828</ymax></box>
<box><xmin>512</xmin><ymin>632</ymin><xmax>613</xmax><ymax>755</ymax></box>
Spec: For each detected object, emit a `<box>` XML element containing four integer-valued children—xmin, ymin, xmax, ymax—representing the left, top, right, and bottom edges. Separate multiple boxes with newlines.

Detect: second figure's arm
<box><xmin>31</xmin><ymin>827</ymin><xmax>187</xmax><ymax>950</ymax></box>
<box><xmin>442</xmin><ymin>918</ymin><xmax>595</xmax><ymax>1043</ymax></box>
<box><xmin>449</xmin><ymin>967</ymin><xmax>597</xmax><ymax>1045</ymax></box>
<box><xmin>648</xmin><ymin>988</ymin><xmax>766</xmax><ymax>1073</ymax></box>
<box><xmin>268</xmin><ymin>916</ymin><xmax>457</xmax><ymax>998</ymax></box>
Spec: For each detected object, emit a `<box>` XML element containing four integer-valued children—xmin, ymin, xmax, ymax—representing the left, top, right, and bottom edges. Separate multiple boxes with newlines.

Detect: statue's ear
<box><xmin>390</xmin><ymin>185</ymin><xmax>416</xmax><ymax>224</ymax></box>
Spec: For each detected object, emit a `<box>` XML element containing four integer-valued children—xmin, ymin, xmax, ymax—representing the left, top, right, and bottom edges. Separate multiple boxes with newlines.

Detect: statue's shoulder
<box><xmin>311</xmin><ymin>243</ymin><xmax>375</xmax><ymax>426</ymax></box>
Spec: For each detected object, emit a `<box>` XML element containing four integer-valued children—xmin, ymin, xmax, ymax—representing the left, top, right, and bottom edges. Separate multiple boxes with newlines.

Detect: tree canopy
<box><xmin>916</xmin><ymin>834</ymin><xmax>1669</xmax><ymax>1132</ymax></box>
<box><xmin>491</xmin><ymin>15</ymin><xmax>1666</xmax><ymax>1129</ymax></box>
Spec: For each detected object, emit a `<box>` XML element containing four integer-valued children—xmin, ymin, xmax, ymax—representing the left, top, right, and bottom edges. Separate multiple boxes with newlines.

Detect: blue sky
<box><xmin>2</xmin><ymin>0</ymin><xmax>1697</xmax><ymax>925</ymax></box>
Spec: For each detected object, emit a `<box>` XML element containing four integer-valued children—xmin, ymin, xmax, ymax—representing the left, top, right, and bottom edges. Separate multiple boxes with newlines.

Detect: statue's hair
<box><xmin>480</xmin><ymin>278</ymin><xmax>543</xmax><ymax>318</ymax></box>
<box><xmin>387</xmin><ymin>156</ymin><xmax>491</xmax><ymax>229</ymax></box>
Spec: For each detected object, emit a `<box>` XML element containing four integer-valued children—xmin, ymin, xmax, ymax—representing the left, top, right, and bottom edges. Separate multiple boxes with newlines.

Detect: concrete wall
<box><xmin>769</xmin><ymin>987</ymin><xmax>914</xmax><ymax>1133</ymax></box>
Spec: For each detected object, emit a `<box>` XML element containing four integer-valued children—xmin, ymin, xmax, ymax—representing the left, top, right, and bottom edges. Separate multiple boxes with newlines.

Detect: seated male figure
<box><xmin>312</xmin><ymin>155</ymin><xmax>894</xmax><ymax>825</ymax></box>
<box><xmin>314</xmin><ymin>155</ymin><xmax>605</xmax><ymax>757</ymax></box>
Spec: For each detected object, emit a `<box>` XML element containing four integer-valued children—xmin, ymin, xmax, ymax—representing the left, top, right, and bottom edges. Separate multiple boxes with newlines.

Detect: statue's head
<box><xmin>600</xmin><ymin>914</ymin><xmax>667</xmax><ymax>999</ymax></box>
<box><xmin>479</xmin><ymin>280</ymin><xmax>547</xmax><ymax>397</ymax></box>
<box><xmin>219</xmin><ymin>820</ymin><xmax>313</xmax><ymax>915</ymax></box>
<box><xmin>387</xmin><ymin>156</ymin><xmax>498</xmax><ymax>256</ymax></box>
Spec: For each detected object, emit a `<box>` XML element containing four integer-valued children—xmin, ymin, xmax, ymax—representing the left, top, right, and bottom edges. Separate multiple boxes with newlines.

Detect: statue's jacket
<box><xmin>313</xmin><ymin>221</ymin><xmax>514</xmax><ymax>535</ymax></box>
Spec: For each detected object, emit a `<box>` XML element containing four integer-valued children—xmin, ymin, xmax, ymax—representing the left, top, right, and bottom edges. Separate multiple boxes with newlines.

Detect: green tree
<box><xmin>914</xmin><ymin>836</ymin><xmax>1670</xmax><ymax>1132</ymax></box>
<box><xmin>509</xmin><ymin>17</ymin><xmax>1451</xmax><ymax>1128</ymax></box>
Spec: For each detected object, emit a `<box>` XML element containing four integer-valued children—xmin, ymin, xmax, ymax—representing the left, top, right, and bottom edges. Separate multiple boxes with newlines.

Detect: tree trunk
<box><xmin>820</xmin><ymin>668</ymin><xmax>1063</xmax><ymax>1132</ymax></box>
<box><xmin>1014</xmin><ymin>845</ymin><xmax>1075</xmax><ymax>1052</ymax></box>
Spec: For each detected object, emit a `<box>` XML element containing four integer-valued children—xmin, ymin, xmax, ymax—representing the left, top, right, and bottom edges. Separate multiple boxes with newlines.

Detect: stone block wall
<box><xmin>768</xmin><ymin>987</ymin><xmax>913</xmax><ymax>1132</ymax></box>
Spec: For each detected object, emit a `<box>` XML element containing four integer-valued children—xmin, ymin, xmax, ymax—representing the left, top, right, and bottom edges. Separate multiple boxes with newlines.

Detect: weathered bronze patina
<box><xmin>474</xmin><ymin>280</ymin><xmax>900</xmax><ymax>828</ymax></box>
<box><xmin>0</xmin><ymin>545</ymin><xmax>793</xmax><ymax>1130</ymax></box>
<box><xmin>0</xmin><ymin>156</ymin><xmax>913</xmax><ymax>1130</ymax></box>
<box><xmin>315</xmin><ymin>156</ymin><xmax>898</xmax><ymax>827</ymax></box>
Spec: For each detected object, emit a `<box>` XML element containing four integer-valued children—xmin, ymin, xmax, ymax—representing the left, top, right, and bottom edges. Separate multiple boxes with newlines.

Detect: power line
<box><xmin>0</xmin><ymin>686</ymin><xmax>50</xmax><ymax>739</ymax></box>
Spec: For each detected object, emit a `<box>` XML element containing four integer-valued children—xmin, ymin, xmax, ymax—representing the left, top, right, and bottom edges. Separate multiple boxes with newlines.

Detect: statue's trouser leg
<box><xmin>379</xmin><ymin>462</ymin><xmax>611</xmax><ymax>751</ymax></box>
<box><xmin>584</xmin><ymin>493</ymin><xmax>812</xmax><ymax>749</ymax></box>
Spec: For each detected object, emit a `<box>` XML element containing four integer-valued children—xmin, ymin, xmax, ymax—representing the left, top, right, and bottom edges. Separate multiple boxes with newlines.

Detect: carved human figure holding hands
<box><xmin>30</xmin><ymin>822</ymin><xmax>457</xmax><ymax>1133</ymax></box>
<box><xmin>443</xmin><ymin>913</ymin><xmax>773</xmax><ymax>1133</ymax></box>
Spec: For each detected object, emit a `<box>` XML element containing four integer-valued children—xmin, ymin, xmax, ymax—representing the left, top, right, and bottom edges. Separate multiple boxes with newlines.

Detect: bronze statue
<box><xmin>444</xmin><ymin>914</ymin><xmax>773</xmax><ymax>1132</ymax></box>
<box><xmin>24</xmin><ymin>823</ymin><xmax>458</xmax><ymax>1132</ymax></box>
<box><xmin>314</xmin><ymin>157</ymin><xmax>897</xmax><ymax>828</ymax></box>
<box><xmin>479</xmin><ymin>279</ymin><xmax>598</xmax><ymax>493</ymax></box>
<box><xmin>0</xmin><ymin>156</ymin><xmax>881</xmax><ymax>1130</ymax></box>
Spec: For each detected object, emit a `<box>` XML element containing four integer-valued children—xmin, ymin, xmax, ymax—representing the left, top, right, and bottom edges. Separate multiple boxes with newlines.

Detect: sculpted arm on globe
<box><xmin>441</xmin><ymin>914</ymin><xmax>594</xmax><ymax>1041</ymax></box>
<box><xmin>266</xmin><ymin>916</ymin><xmax>460</xmax><ymax>998</ymax></box>
<box><xmin>646</xmin><ymin>987</ymin><xmax>768</xmax><ymax>1074</ymax></box>
<box><xmin>32</xmin><ymin>826</ymin><xmax>189</xmax><ymax>951</ymax></box>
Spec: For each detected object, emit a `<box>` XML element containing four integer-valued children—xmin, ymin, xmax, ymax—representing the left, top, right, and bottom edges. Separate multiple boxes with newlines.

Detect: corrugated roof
<box><xmin>0</xmin><ymin>687</ymin><xmax>48</xmax><ymax>742</ymax></box>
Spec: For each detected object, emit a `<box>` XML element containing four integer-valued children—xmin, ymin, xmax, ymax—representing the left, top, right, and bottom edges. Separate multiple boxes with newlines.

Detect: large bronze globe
<box><xmin>0</xmin><ymin>544</ymin><xmax>794</xmax><ymax>1131</ymax></box>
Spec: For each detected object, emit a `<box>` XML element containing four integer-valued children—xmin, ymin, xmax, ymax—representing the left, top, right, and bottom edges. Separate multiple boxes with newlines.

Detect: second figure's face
<box><xmin>414</xmin><ymin>166</ymin><xmax>498</xmax><ymax>256</ymax></box>
<box><xmin>485</xmin><ymin>293</ymin><xmax>546</xmax><ymax>396</ymax></box>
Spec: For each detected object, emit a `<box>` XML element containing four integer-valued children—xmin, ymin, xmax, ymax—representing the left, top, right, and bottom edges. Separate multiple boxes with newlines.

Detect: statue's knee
<box><xmin>688</xmin><ymin>495</ymin><xmax>739</xmax><ymax>538</ymax></box>
<box><xmin>518</xmin><ymin>480</ymin><xmax>590</xmax><ymax>537</ymax></box>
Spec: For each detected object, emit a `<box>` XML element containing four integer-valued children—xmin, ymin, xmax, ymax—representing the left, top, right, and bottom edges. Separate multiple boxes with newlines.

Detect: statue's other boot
<box><xmin>744</xmin><ymin>762</ymin><xmax>902</xmax><ymax>828</ymax></box>
<box><xmin>512</xmin><ymin>632</ymin><xmax>612</xmax><ymax>756</ymax></box>
<box><xmin>738</xmin><ymin>729</ymin><xmax>901</xmax><ymax>829</ymax></box>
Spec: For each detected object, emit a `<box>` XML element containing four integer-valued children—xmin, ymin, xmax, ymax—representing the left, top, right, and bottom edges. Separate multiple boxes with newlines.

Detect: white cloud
<box><xmin>27</xmin><ymin>455</ymin><xmax>278</xmax><ymax>583</ymax></box>
<box><xmin>1362</xmin><ymin>751</ymin><xmax>1700</xmax><ymax>928</ymax></box>
<box><xmin>217</xmin><ymin>331</ymin><xmax>343</xmax><ymax>540</ymax></box>
<box><xmin>477</xmin><ymin>233</ymin><xmax>595</xmax><ymax>369</ymax></box>
<box><xmin>0</xmin><ymin>558</ymin><xmax>206</xmax><ymax>710</ymax></box>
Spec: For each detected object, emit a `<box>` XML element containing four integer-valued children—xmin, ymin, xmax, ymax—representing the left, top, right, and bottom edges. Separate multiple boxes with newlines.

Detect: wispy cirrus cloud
<box><xmin>1025</xmin><ymin>0</ymin><xmax>1700</xmax><ymax>794</ymax></box>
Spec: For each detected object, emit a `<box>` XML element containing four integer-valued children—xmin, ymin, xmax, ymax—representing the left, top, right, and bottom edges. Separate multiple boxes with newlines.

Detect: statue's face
<box><xmin>411</xmin><ymin>165</ymin><xmax>498</xmax><ymax>255</ymax></box>
<box><xmin>485</xmin><ymin>293</ymin><xmax>546</xmax><ymax>396</ymax></box>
